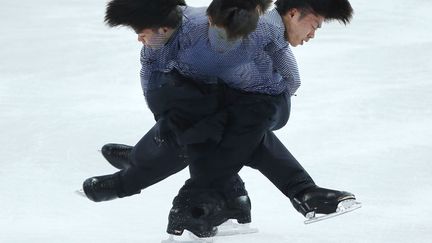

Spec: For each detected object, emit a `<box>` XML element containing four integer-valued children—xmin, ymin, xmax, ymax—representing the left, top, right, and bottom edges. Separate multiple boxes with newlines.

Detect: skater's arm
<box><xmin>139</xmin><ymin>46</ymin><xmax>153</xmax><ymax>97</ymax></box>
<box><xmin>265</xmin><ymin>43</ymin><xmax>301</xmax><ymax>96</ymax></box>
<box><xmin>259</xmin><ymin>10</ymin><xmax>301</xmax><ymax>96</ymax></box>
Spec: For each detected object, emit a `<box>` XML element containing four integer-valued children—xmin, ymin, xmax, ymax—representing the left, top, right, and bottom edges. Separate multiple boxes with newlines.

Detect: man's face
<box><xmin>282</xmin><ymin>8</ymin><xmax>324</xmax><ymax>47</ymax></box>
<box><xmin>137</xmin><ymin>27</ymin><xmax>172</xmax><ymax>49</ymax></box>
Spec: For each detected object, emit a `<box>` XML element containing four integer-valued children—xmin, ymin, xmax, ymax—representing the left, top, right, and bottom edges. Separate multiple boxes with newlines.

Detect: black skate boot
<box><xmin>291</xmin><ymin>186</ymin><xmax>359</xmax><ymax>222</ymax></box>
<box><xmin>167</xmin><ymin>177</ymin><xmax>252</xmax><ymax>238</ymax></box>
<box><xmin>101</xmin><ymin>143</ymin><xmax>133</xmax><ymax>170</ymax></box>
<box><xmin>82</xmin><ymin>174</ymin><xmax>122</xmax><ymax>202</ymax></box>
<box><xmin>224</xmin><ymin>195</ymin><xmax>251</xmax><ymax>224</ymax></box>
<box><xmin>216</xmin><ymin>175</ymin><xmax>252</xmax><ymax>225</ymax></box>
<box><xmin>167</xmin><ymin>190</ymin><xmax>224</xmax><ymax>237</ymax></box>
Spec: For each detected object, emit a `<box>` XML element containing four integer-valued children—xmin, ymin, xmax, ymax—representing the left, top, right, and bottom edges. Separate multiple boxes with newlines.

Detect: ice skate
<box><xmin>166</xmin><ymin>191</ymin><xmax>252</xmax><ymax>238</ymax></box>
<box><xmin>100</xmin><ymin>143</ymin><xmax>133</xmax><ymax>169</ymax></box>
<box><xmin>303</xmin><ymin>198</ymin><xmax>362</xmax><ymax>224</ymax></box>
<box><xmin>82</xmin><ymin>174</ymin><xmax>122</xmax><ymax>202</ymax></box>
<box><xmin>291</xmin><ymin>186</ymin><xmax>361</xmax><ymax>224</ymax></box>
<box><xmin>166</xmin><ymin>191</ymin><xmax>221</xmax><ymax>238</ymax></box>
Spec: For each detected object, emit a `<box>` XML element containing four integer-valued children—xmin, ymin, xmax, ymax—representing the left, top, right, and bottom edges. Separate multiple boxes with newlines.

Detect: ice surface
<box><xmin>1</xmin><ymin>0</ymin><xmax>432</xmax><ymax>242</ymax></box>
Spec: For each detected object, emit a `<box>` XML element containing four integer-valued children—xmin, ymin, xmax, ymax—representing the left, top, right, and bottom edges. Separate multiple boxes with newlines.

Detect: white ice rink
<box><xmin>1</xmin><ymin>0</ymin><xmax>431</xmax><ymax>242</ymax></box>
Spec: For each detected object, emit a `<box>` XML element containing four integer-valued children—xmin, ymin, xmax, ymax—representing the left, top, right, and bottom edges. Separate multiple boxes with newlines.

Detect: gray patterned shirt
<box><xmin>140</xmin><ymin>7</ymin><xmax>301</xmax><ymax>96</ymax></box>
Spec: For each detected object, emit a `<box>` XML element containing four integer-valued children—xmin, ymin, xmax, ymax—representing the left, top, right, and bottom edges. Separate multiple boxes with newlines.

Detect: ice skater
<box><xmin>82</xmin><ymin>0</ymin><xmax>360</xmax><ymax>237</ymax></box>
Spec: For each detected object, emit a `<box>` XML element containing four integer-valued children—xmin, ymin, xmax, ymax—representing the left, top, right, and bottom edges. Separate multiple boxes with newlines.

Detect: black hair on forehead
<box><xmin>275</xmin><ymin>0</ymin><xmax>353</xmax><ymax>24</ymax></box>
<box><xmin>105</xmin><ymin>0</ymin><xmax>186</xmax><ymax>31</ymax></box>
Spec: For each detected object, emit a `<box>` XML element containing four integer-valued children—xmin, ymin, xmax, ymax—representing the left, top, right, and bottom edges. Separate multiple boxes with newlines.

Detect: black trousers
<box><xmin>117</xmin><ymin>71</ymin><xmax>314</xmax><ymax>199</ymax></box>
<box><xmin>187</xmin><ymin>88</ymin><xmax>314</xmax><ymax>198</ymax></box>
<box><xmin>248</xmin><ymin>131</ymin><xmax>315</xmax><ymax>198</ymax></box>
<box><xmin>118</xmin><ymin>70</ymin><xmax>232</xmax><ymax>196</ymax></box>
<box><xmin>118</xmin><ymin>119</ymin><xmax>189</xmax><ymax>196</ymax></box>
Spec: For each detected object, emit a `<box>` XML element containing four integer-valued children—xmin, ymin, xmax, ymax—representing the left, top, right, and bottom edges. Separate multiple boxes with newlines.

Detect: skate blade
<box><xmin>304</xmin><ymin>199</ymin><xmax>362</xmax><ymax>224</ymax></box>
<box><xmin>162</xmin><ymin>233</ymin><xmax>215</xmax><ymax>243</ymax></box>
<box><xmin>188</xmin><ymin>220</ymin><xmax>258</xmax><ymax>238</ymax></box>
<box><xmin>75</xmin><ymin>189</ymin><xmax>86</xmax><ymax>198</ymax></box>
<box><xmin>215</xmin><ymin>220</ymin><xmax>258</xmax><ymax>236</ymax></box>
<box><xmin>163</xmin><ymin>220</ymin><xmax>258</xmax><ymax>243</ymax></box>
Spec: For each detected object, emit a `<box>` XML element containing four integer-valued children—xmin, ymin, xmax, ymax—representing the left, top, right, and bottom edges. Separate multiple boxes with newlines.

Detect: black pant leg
<box><xmin>146</xmin><ymin>72</ymin><xmax>227</xmax><ymax>146</ymax></box>
<box><xmin>188</xmin><ymin>90</ymin><xmax>315</xmax><ymax>200</ymax></box>
<box><xmin>188</xmin><ymin>90</ymin><xmax>280</xmax><ymax>187</ymax></box>
<box><xmin>117</xmin><ymin>119</ymin><xmax>188</xmax><ymax>196</ymax></box>
<box><xmin>247</xmin><ymin>131</ymin><xmax>316</xmax><ymax>199</ymax></box>
<box><xmin>115</xmin><ymin>71</ymin><xmax>227</xmax><ymax>197</ymax></box>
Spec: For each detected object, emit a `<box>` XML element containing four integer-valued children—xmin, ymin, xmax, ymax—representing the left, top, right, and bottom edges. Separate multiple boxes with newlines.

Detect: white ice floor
<box><xmin>1</xmin><ymin>0</ymin><xmax>431</xmax><ymax>242</ymax></box>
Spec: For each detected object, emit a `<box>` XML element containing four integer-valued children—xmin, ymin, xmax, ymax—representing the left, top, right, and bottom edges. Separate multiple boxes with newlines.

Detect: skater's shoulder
<box><xmin>177</xmin><ymin>6</ymin><xmax>208</xmax><ymax>44</ymax></box>
<box><xmin>181</xmin><ymin>6</ymin><xmax>208</xmax><ymax>28</ymax></box>
<box><xmin>181</xmin><ymin>6</ymin><xmax>207</xmax><ymax>20</ymax></box>
<box><xmin>260</xmin><ymin>8</ymin><xmax>285</xmax><ymax>32</ymax></box>
<box><xmin>249</xmin><ymin>17</ymin><xmax>286</xmax><ymax>48</ymax></box>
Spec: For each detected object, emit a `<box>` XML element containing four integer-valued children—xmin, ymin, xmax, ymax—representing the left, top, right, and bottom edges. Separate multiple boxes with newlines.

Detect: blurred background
<box><xmin>1</xmin><ymin>0</ymin><xmax>431</xmax><ymax>242</ymax></box>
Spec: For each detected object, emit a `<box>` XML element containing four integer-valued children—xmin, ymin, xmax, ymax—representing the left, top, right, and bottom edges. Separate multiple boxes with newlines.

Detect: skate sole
<box><xmin>163</xmin><ymin>220</ymin><xmax>258</xmax><ymax>243</ymax></box>
<box><xmin>304</xmin><ymin>199</ymin><xmax>362</xmax><ymax>224</ymax></box>
<box><xmin>214</xmin><ymin>220</ymin><xmax>258</xmax><ymax>236</ymax></box>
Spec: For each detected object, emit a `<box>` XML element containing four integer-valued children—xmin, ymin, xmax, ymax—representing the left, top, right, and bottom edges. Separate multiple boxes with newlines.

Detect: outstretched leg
<box><xmin>247</xmin><ymin>131</ymin><xmax>315</xmax><ymax>199</ymax></box>
<box><xmin>248</xmin><ymin>132</ymin><xmax>359</xmax><ymax>220</ymax></box>
<box><xmin>83</xmin><ymin>119</ymin><xmax>188</xmax><ymax>201</ymax></box>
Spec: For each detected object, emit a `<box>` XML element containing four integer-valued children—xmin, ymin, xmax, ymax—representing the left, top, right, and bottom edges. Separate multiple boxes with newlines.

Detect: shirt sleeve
<box><xmin>139</xmin><ymin>46</ymin><xmax>152</xmax><ymax>96</ymax></box>
<box><xmin>265</xmin><ymin>43</ymin><xmax>301</xmax><ymax>96</ymax></box>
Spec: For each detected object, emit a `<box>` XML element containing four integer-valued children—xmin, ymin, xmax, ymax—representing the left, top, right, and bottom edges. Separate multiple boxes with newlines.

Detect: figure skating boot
<box><xmin>291</xmin><ymin>186</ymin><xmax>361</xmax><ymax>224</ymax></box>
<box><xmin>82</xmin><ymin>174</ymin><xmax>122</xmax><ymax>202</ymax></box>
<box><xmin>101</xmin><ymin>143</ymin><xmax>133</xmax><ymax>169</ymax></box>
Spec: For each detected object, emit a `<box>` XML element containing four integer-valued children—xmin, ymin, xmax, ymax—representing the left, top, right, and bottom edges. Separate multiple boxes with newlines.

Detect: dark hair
<box><xmin>275</xmin><ymin>0</ymin><xmax>353</xmax><ymax>24</ymax></box>
<box><xmin>207</xmin><ymin>0</ymin><xmax>271</xmax><ymax>39</ymax></box>
<box><xmin>105</xmin><ymin>0</ymin><xmax>186</xmax><ymax>32</ymax></box>
<box><xmin>256</xmin><ymin>0</ymin><xmax>274</xmax><ymax>12</ymax></box>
